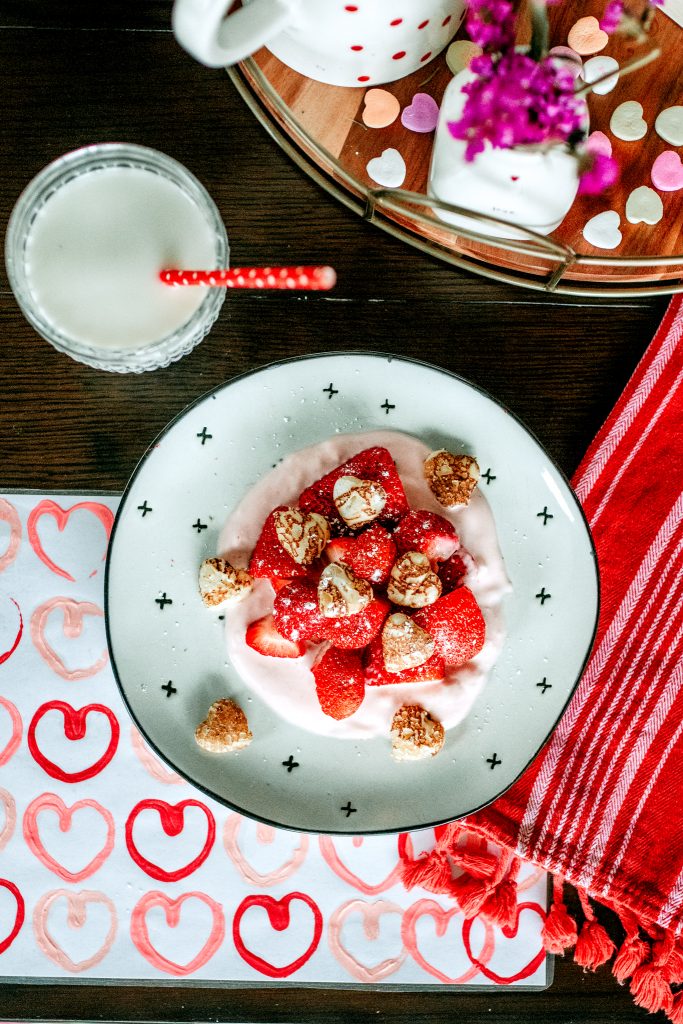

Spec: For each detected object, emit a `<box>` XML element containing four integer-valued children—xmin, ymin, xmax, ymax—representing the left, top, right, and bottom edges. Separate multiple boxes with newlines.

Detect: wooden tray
<box><xmin>227</xmin><ymin>1</ymin><xmax>683</xmax><ymax>297</ymax></box>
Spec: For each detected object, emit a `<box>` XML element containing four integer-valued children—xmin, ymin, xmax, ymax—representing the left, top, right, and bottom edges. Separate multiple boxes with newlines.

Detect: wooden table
<box><xmin>0</xmin><ymin>2</ymin><xmax>669</xmax><ymax>1020</ymax></box>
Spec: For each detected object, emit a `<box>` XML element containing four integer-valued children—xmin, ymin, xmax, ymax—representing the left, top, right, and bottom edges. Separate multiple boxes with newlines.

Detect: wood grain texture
<box><xmin>0</xmin><ymin>5</ymin><xmax>669</xmax><ymax>1021</ymax></box>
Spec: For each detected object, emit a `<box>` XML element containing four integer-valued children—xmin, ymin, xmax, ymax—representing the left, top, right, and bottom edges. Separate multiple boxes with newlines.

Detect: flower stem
<box><xmin>574</xmin><ymin>45</ymin><xmax>661</xmax><ymax>97</ymax></box>
<box><xmin>529</xmin><ymin>0</ymin><xmax>550</xmax><ymax>61</ymax></box>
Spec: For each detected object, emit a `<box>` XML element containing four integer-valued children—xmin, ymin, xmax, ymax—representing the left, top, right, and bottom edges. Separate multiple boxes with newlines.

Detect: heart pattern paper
<box><xmin>0</xmin><ymin>493</ymin><xmax>547</xmax><ymax>986</ymax></box>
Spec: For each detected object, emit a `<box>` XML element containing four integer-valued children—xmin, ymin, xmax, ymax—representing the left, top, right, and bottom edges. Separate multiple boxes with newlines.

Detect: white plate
<box><xmin>105</xmin><ymin>352</ymin><xmax>599</xmax><ymax>834</ymax></box>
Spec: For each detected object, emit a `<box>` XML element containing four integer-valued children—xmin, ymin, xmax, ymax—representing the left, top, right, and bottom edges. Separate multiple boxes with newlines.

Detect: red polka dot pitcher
<box><xmin>173</xmin><ymin>0</ymin><xmax>465</xmax><ymax>86</ymax></box>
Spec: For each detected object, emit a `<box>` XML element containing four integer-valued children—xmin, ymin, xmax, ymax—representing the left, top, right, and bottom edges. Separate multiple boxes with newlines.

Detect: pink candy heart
<box><xmin>401</xmin><ymin>93</ymin><xmax>439</xmax><ymax>133</ymax></box>
<box><xmin>651</xmin><ymin>151</ymin><xmax>683</xmax><ymax>192</ymax></box>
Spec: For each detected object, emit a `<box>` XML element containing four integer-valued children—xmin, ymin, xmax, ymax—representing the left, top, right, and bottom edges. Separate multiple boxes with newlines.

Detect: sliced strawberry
<box><xmin>325</xmin><ymin>595</ymin><xmax>391</xmax><ymax>650</ymax></box>
<box><xmin>273</xmin><ymin>578</ymin><xmax>327</xmax><ymax>643</ymax></box>
<box><xmin>412</xmin><ymin>587</ymin><xmax>485</xmax><ymax>667</ymax></box>
<box><xmin>392</xmin><ymin>509</ymin><xmax>459</xmax><ymax>563</ymax></box>
<box><xmin>325</xmin><ymin>524</ymin><xmax>396</xmax><ymax>585</ymax></box>
<box><xmin>312</xmin><ymin>646</ymin><xmax>365</xmax><ymax>719</ymax></box>
<box><xmin>298</xmin><ymin>447</ymin><xmax>409</xmax><ymax>532</ymax></box>
<box><xmin>248</xmin><ymin>506</ymin><xmax>318</xmax><ymax>581</ymax></box>
<box><xmin>245</xmin><ymin>614</ymin><xmax>306</xmax><ymax>659</ymax></box>
<box><xmin>438</xmin><ymin>552</ymin><xmax>468</xmax><ymax>594</ymax></box>
<box><xmin>363</xmin><ymin>634</ymin><xmax>446</xmax><ymax>686</ymax></box>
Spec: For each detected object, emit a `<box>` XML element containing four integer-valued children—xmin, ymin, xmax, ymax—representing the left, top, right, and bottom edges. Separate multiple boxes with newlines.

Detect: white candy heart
<box><xmin>583</xmin><ymin>56</ymin><xmax>619</xmax><ymax>95</ymax></box>
<box><xmin>446</xmin><ymin>40</ymin><xmax>482</xmax><ymax>76</ymax></box>
<box><xmin>625</xmin><ymin>185</ymin><xmax>663</xmax><ymax>225</ymax></box>
<box><xmin>610</xmin><ymin>101</ymin><xmax>647</xmax><ymax>142</ymax></box>
<box><xmin>655</xmin><ymin>106</ymin><xmax>683</xmax><ymax>147</ymax></box>
<box><xmin>366</xmin><ymin>148</ymin><xmax>406</xmax><ymax>188</ymax></box>
<box><xmin>582</xmin><ymin>210</ymin><xmax>622</xmax><ymax>249</ymax></box>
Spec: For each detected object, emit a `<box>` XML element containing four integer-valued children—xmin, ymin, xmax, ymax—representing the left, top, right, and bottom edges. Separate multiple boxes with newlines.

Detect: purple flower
<box><xmin>599</xmin><ymin>0</ymin><xmax>624</xmax><ymax>33</ymax></box>
<box><xmin>465</xmin><ymin>0</ymin><xmax>517</xmax><ymax>51</ymax></box>
<box><xmin>578</xmin><ymin>152</ymin><xmax>620</xmax><ymax>194</ymax></box>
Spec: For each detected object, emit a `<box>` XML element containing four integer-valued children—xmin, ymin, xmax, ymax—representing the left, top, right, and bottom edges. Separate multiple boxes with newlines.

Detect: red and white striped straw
<box><xmin>159</xmin><ymin>265</ymin><xmax>336</xmax><ymax>291</ymax></box>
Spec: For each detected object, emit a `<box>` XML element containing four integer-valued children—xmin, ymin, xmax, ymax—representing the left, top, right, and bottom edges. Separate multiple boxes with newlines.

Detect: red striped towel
<box><xmin>401</xmin><ymin>295</ymin><xmax>683</xmax><ymax>1018</ymax></box>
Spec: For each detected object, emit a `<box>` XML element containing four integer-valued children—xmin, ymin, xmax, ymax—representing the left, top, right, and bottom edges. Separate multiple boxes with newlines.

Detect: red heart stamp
<box><xmin>318</xmin><ymin>835</ymin><xmax>402</xmax><ymax>895</ymax></box>
<box><xmin>401</xmin><ymin>898</ymin><xmax>494</xmax><ymax>983</ymax></box>
<box><xmin>126</xmin><ymin>799</ymin><xmax>216</xmax><ymax>882</ymax></box>
<box><xmin>30</xmin><ymin>598</ymin><xmax>108</xmax><ymax>681</ymax></box>
<box><xmin>328</xmin><ymin>898</ymin><xmax>406</xmax><ymax>982</ymax></box>
<box><xmin>233</xmin><ymin>892</ymin><xmax>323</xmax><ymax>978</ymax></box>
<box><xmin>224</xmin><ymin>815</ymin><xmax>309</xmax><ymax>886</ymax></box>
<box><xmin>0</xmin><ymin>879</ymin><xmax>25</xmax><ymax>954</ymax></box>
<box><xmin>131</xmin><ymin>891</ymin><xmax>225</xmax><ymax>976</ymax></box>
<box><xmin>0</xmin><ymin>788</ymin><xmax>17</xmax><ymax>853</ymax></box>
<box><xmin>33</xmin><ymin>889</ymin><xmax>117</xmax><ymax>972</ymax></box>
<box><xmin>462</xmin><ymin>902</ymin><xmax>546</xmax><ymax>983</ymax></box>
<box><xmin>0</xmin><ymin>597</ymin><xmax>23</xmax><ymax>666</ymax></box>
<box><xmin>28</xmin><ymin>701</ymin><xmax>120</xmax><ymax>783</ymax></box>
<box><xmin>0</xmin><ymin>498</ymin><xmax>21</xmax><ymax>573</ymax></box>
<box><xmin>24</xmin><ymin>793</ymin><xmax>115</xmax><ymax>883</ymax></box>
<box><xmin>27</xmin><ymin>499</ymin><xmax>114</xmax><ymax>582</ymax></box>
<box><xmin>0</xmin><ymin>697</ymin><xmax>22</xmax><ymax>767</ymax></box>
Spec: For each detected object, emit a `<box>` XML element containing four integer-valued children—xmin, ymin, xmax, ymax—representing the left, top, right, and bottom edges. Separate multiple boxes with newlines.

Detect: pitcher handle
<box><xmin>172</xmin><ymin>0</ymin><xmax>298</xmax><ymax>68</ymax></box>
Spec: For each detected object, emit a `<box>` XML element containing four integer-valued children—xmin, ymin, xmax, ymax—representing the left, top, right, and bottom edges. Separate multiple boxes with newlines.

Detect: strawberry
<box><xmin>245</xmin><ymin>614</ymin><xmax>306</xmax><ymax>659</ymax></box>
<box><xmin>392</xmin><ymin>509</ymin><xmax>459</xmax><ymax>563</ymax></box>
<box><xmin>248</xmin><ymin>506</ymin><xmax>318</xmax><ymax>582</ymax></box>
<box><xmin>273</xmin><ymin>578</ymin><xmax>327</xmax><ymax>643</ymax></box>
<box><xmin>438</xmin><ymin>552</ymin><xmax>469</xmax><ymax>594</ymax></box>
<box><xmin>298</xmin><ymin>447</ymin><xmax>409</xmax><ymax>532</ymax></box>
<box><xmin>325</xmin><ymin>524</ymin><xmax>396</xmax><ymax>585</ymax></box>
<box><xmin>363</xmin><ymin>634</ymin><xmax>446</xmax><ymax>686</ymax></box>
<box><xmin>325</xmin><ymin>595</ymin><xmax>391</xmax><ymax>650</ymax></box>
<box><xmin>412</xmin><ymin>587</ymin><xmax>485</xmax><ymax>666</ymax></box>
<box><xmin>312</xmin><ymin>646</ymin><xmax>365</xmax><ymax>719</ymax></box>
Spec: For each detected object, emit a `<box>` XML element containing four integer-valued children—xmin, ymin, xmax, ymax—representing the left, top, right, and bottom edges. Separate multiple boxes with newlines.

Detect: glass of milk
<box><xmin>5</xmin><ymin>144</ymin><xmax>228</xmax><ymax>372</ymax></box>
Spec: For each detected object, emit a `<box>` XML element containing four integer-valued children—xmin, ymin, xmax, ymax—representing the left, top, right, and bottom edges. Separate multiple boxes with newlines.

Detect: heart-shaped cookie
<box><xmin>332</xmin><ymin>474</ymin><xmax>386</xmax><ymax>527</ymax></box>
<box><xmin>446</xmin><ymin>40</ymin><xmax>482</xmax><ymax>76</ymax></box>
<box><xmin>382</xmin><ymin>612</ymin><xmax>435</xmax><ymax>671</ymax></box>
<box><xmin>126</xmin><ymin>798</ymin><xmax>216</xmax><ymax>882</ymax></box>
<box><xmin>233</xmin><ymin>892</ymin><xmax>323</xmax><ymax>978</ymax></box>
<box><xmin>655</xmin><ymin>106</ymin><xmax>683</xmax><ymax>146</ymax></box>
<box><xmin>610</xmin><ymin>101</ymin><xmax>648</xmax><ymax>141</ymax></box>
<box><xmin>318</xmin><ymin>562</ymin><xmax>373</xmax><ymax>617</ymax></box>
<box><xmin>195</xmin><ymin>697</ymin><xmax>252</xmax><ymax>752</ymax></box>
<box><xmin>387</xmin><ymin>551</ymin><xmax>442</xmax><ymax>608</ymax></box>
<box><xmin>23</xmin><ymin>793</ymin><xmax>115</xmax><ymax>882</ymax></box>
<box><xmin>583</xmin><ymin>55</ymin><xmax>619</xmax><ymax>95</ymax></box>
<box><xmin>585</xmin><ymin>130</ymin><xmax>613</xmax><ymax>158</ymax></box>
<box><xmin>582</xmin><ymin>210</ymin><xmax>622</xmax><ymax>249</ymax></box>
<box><xmin>625</xmin><ymin>185</ymin><xmax>663</xmax><ymax>225</ymax></box>
<box><xmin>652</xmin><ymin>150</ymin><xmax>683</xmax><ymax>192</ymax></box>
<box><xmin>568</xmin><ymin>16</ymin><xmax>608</xmax><ymax>54</ymax></box>
<box><xmin>401</xmin><ymin>92</ymin><xmax>440</xmax><ymax>133</ymax></box>
<box><xmin>274</xmin><ymin>508</ymin><xmax>329</xmax><ymax>565</ymax></box>
<box><xmin>366</xmin><ymin>148</ymin><xmax>406</xmax><ymax>188</ymax></box>
<box><xmin>34</xmin><ymin>889</ymin><xmax>117</xmax><ymax>972</ymax></box>
<box><xmin>131</xmin><ymin>890</ymin><xmax>225</xmax><ymax>976</ymax></box>
<box><xmin>328</xmin><ymin>898</ymin><xmax>406</xmax><ymax>982</ymax></box>
<box><xmin>362</xmin><ymin>88</ymin><xmax>400</xmax><ymax>128</ymax></box>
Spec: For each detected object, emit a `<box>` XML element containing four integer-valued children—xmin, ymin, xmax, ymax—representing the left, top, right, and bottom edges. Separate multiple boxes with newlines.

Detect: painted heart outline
<box><xmin>233</xmin><ymin>892</ymin><xmax>323</xmax><ymax>978</ymax></box>
<box><xmin>33</xmin><ymin>889</ymin><xmax>117</xmax><ymax>972</ymax></box>
<box><xmin>130</xmin><ymin>728</ymin><xmax>184</xmax><ymax>785</ymax></box>
<box><xmin>462</xmin><ymin>901</ymin><xmax>546</xmax><ymax>983</ymax></box>
<box><xmin>131</xmin><ymin>890</ymin><xmax>225</xmax><ymax>976</ymax></box>
<box><xmin>401</xmin><ymin>898</ymin><xmax>495</xmax><ymax>984</ymax></box>
<box><xmin>0</xmin><ymin>498</ymin><xmax>21</xmax><ymax>573</ymax></box>
<box><xmin>126</xmin><ymin>799</ymin><xmax>216</xmax><ymax>882</ymax></box>
<box><xmin>0</xmin><ymin>597</ymin><xmax>22</xmax><ymax>666</ymax></box>
<box><xmin>28</xmin><ymin>701</ymin><xmax>120</xmax><ymax>783</ymax></box>
<box><xmin>318</xmin><ymin>835</ymin><xmax>402</xmax><ymax>895</ymax></box>
<box><xmin>24</xmin><ymin>793</ymin><xmax>115</xmax><ymax>883</ymax></box>
<box><xmin>27</xmin><ymin>499</ymin><xmax>114</xmax><ymax>582</ymax></box>
<box><xmin>0</xmin><ymin>789</ymin><xmax>17</xmax><ymax>853</ymax></box>
<box><xmin>0</xmin><ymin>879</ymin><xmax>25</xmax><ymax>955</ymax></box>
<box><xmin>328</xmin><ymin>898</ymin><xmax>406</xmax><ymax>983</ymax></box>
<box><xmin>30</xmin><ymin>597</ymin><xmax>108</xmax><ymax>681</ymax></box>
<box><xmin>0</xmin><ymin>697</ymin><xmax>22</xmax><ymax>767</ymax></box>
<box><xmin>224</xmin><ymin>814</ymin><xmax>308</xmax><ymax>886</ymax></box>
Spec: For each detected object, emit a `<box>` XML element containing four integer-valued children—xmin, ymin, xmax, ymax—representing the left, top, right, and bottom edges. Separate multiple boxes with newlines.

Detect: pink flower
<box><xmin>599</xmin><ymin>0</ymin><xmax>624</xmax><ymax>33</ymax></box>
<box><xmin>465</xmin><ymin>0</ymin><xmax>517</xmax><ymax>51</ymax></box>
<box><xmin>578</xmin><ymin>152</ymin><xmax>620</xmax><ymax>194</ymax></box>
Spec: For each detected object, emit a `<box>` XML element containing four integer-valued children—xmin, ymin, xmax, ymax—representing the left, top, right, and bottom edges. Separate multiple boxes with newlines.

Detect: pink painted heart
<box><xmin>23</xmin><ymin>793</ymin><xmax>115</xmax><ymax>882</ymax></box>
<box><xmin>318</xmin><ymin>835</ymin><xmax>402</xmax><ymax>895</ymax></box>
<box><xmin>401</xmin><ymin>92</ymin><xmax>439</xmax><ymax>133</ymax></box>
<box><xmin>0</xmin><ymin>879</ymin><xmax>24</xmax><ymax>954</ymax></box>
<box><xmin>652</xmin><ymin>150</ymin><xmax>683</xmax><ymax>192</ymax></box>
<box><xmin>31</xmin><ymin>597</ymin><xmax>108</xmax><ymax>681</ymax></box>
<box><xmin>462</xmin><ymin>901</ymin><xmax>546</xmax><ymax>983</ymax></box>
<box><xmin>0</xmin><ymin>498</ymin><xmax>21</xmax><ymax>573</ymax></box>
<box><xmin>27</xmin><ymin>499</ymin><xmax>114</xmax><ymax>583</ymax></box>
<box><xmin>401</xmin><ymin>899</ymin><xmax>494</xmax><ymax>983</ymax></box>
<box><xmin>233</xmin><ymin>892</ymin><xmax>322</xmax><ymax>978</ymax></box>
<box><xmin>0</xmin><ymin>697</ymin><xmax>22</xmax><ymax>767</ymax></box>
<box><xmin>33</xmin><ymin>889</ymin><xmax>117</xmax><ymax>972</ymax></box>
<box><xmin>224</xmin><ymin>815</ymin><xmax>309</xmax><ymax>886</ymax></box>
<box><xmin>0</xmin><ymin>788</ymin><xmax>17</xmax><ymax>853</ymax></box>
<box><xmin>328</xmin><ymin>898</ymin><xmax>406</xmax><ymax>982</ymax></box>
<box><xmin>130</xmin><ymin>727</ymin><xmax>184</xmax><ymax>785</ymax></box>
<box><xmin>0</xmin><ymin>596</ymin><xmax>23</xmax><ymax>666</ymax></box>
<box><xmin>131</xmin><ymin>890</ymin><xmax>225</xmax><ymax>976</ymax></box>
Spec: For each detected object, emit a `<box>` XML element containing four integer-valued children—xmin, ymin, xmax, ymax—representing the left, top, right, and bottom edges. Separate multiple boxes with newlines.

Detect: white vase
<box><xmin>428</xmin><ymin>68</ymin><xmax>584</xmax><ymax>239</ymax></box>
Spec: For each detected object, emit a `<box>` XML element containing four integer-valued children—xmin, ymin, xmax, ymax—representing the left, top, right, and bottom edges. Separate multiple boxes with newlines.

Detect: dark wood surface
<box><xmin>0</xmin><ymin>3</ymin><xmax>671</xmax><ymax>1021</ymax></box>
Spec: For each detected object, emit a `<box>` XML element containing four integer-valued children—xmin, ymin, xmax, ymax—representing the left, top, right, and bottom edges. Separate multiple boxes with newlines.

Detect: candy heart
<box><xmin>582</xmin><ymin>210</ymin><xmax>622</xmax><ymax>249</ymax></box>
<box><xmin>366</xmin><ymin>148</ymin><xmax>406</xmax><ymax>188</ymax></box>
<box><xmin>446</xmin><ymin>39</ymin><xmax>482</xmax><ymax>76</ymax></box>
<box><xmin>362</xmin><ymin>88</ymin><xmax>400</xmax><ymax>129</ymax></box>
<box><xmin>568</xmin><ymin>16</ymin><xmax>608</xmax><ymax>54</ymax></box>
<box><xmin>0</xmin><ymin>497</ymin><xmax>21</xmax><ymax>572</ymax></box>
<box><xmin>328</xmin><ymin>899</ymin><xmax>406</xmax><ymax>983</ymax></box>
<box><xmin>318</xmin><ymin>835</ymin><xmax>403</xmax><ymax>896</ymax></box>
<box><xmin>585</xmin><ymin>130</ymin><xmax>613</xmax><ymax>158</ymax></box>
<box><xmin>401</xmin><ymin>93</ymin><xmax>440</xmax><ymax>133</ymax></box>
<box><xmin>224</xmin><ymin>814</ymin><xmax>309</xmax><ymax>886</ymax></box>
<box><xmin>547</xmin><ymin>45</ymin><xmax>583</xmax><ymax>80</ymax></box>
<box><xmin>34</xmin><ymin>889</ymin><xmax>117</xmax><ymax>972</ymax></box>
<box><xmin>625</xmin><ymin>185</ymin><xmax>663</xmax><ymax>225</ymax></box>
<box><xmin>610</xmin><ymin>101</ymin><xmax>648</xmax><ymax>141</ymax></box>
<box><xmin>652</xmin><ymin>150</ymin><xmax>683</xmax><ymax>192</ymax></box>
<box><xmin>233</xmin><ymin>892</ymin><xmax>323</xmax><ymax>978</ymax></box>
<box><xmin>131</xmin><ymin>890</ymin><xmax>224</xmax><ymax>976</ymax></box>
<box><xmin>655</xmin><ymin>106</ymin><xmax>683</xmax><ymax>146</ymax></box>
<box><xmin>125</xmin><ymin>798</ymin><xmax>216</xmax><ymax>882</ymax></box>
<box><xmin>23</xmin><ymin>793</ymin><xmax>115</xmax><ymax>882</ymax></box>
<box><xmin>583</xmin><ymin>55</ymin><xmax>619</xmax><ymax>95</ymax></box>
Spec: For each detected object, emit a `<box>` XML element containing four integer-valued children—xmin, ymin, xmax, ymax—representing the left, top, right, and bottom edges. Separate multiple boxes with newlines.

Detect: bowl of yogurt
<box><xmin>5</xmin><ymin>143</ymin><xmax>228</xmax><ymax>372</ymax></box>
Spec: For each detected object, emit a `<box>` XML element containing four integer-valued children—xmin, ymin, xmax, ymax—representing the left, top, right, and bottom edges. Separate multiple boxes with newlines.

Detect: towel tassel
<box><xmin>542</xmin><ymin>875</ymin><xmax>578</xmax><ymax>954</ymax></box>
<box><xmin>574</xmin><ymin>888</ymin><xmax>615</xmax><ymax>970</ymax></box>
<box><xmin>630</xmin><ymin>930</ymin><xmax>676</xmax><ymax>1015</ymax></box>
<box><xmin>479</xmin><ymin>853</ymin><xmax>521</xmax><ymax>928</ymax></box>
<box><xmin>612</xmin><ymin>908</ymin><xmax>649</xmax><ymax>983</ymax></box>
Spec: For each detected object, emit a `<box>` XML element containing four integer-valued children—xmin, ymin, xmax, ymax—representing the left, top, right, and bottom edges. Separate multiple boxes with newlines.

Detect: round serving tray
<box><xmin>227</xmin><ymin>2</ymin><xmax>683</xmax><ymax>298</ymax></box>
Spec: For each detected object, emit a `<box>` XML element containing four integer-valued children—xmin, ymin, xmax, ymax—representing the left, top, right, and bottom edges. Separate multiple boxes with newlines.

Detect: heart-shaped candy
<box><xmin>610</xmin><ymin>101</ymin><xmax>647</xmax><ymax>142</ymax></box>
<box><xmin>583</xmin><ymin>55</ymin><xmax>619</xmax><ymax>95</ymax></box>
<box><xmin>582</xmin><ymin>210</ymin><xmax>622</xmax><ymax>249</ymax></box>
<box><xmin>446</xmin><ymin>40</ymin><xmax>482</xmax><ymax>76</ymax></box>
<box><xmin>366</xmin><ymin>148</ymin><xmax>406</xmax><ymax>188</ymax></box>
<box><xmin>585</xmin><ymin>130</ymin><xmax>613</xmax><ymax>158</ymax></box>
<box><xmin>655</xmin><ymin>106</ymin><xmax>683</xmax><ymax>146</ymax></box>
<box><xmin>568</xmin><ymin>16</ymin><xmax>608</xmax><ymax>55</ymax></box>
<box><xmin>362</xmin><ymin>88</ymin><xmax>400</xmax><ymax>129</ymax></box>
<box><xmin>401</xmin><ymin>93</ymin><xmax>439</xmax><ymax>133</ymax></box>
<box><xmin>652</xmin><ymin>150</ymin><xmax>683</xmax><ymax>192</ymax></box>
<box><xmin>548</xmin><ymin>46</ymin><xmax>583</xmax><ymax>79</ymax></box>
<box><xmin>625</xmin><ymin>185</ymin><xmax>663</xmax><ymax>225</ymax></box>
